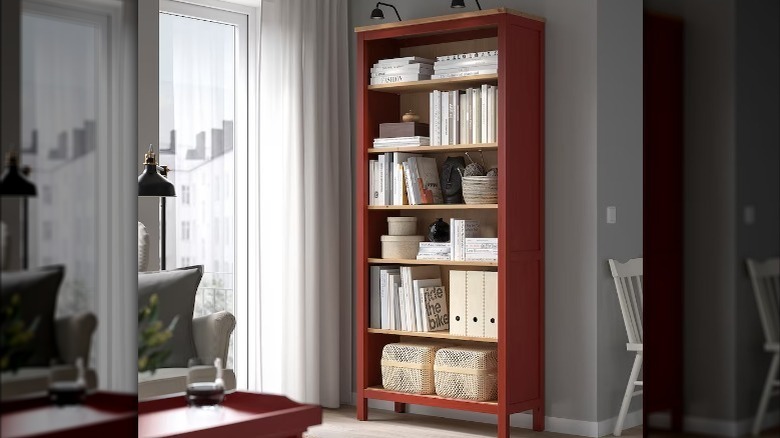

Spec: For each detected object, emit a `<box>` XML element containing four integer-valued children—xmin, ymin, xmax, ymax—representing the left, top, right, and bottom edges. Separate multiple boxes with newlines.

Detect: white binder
<box><xmin>484</xmin><ymin>271</ymin><xmax>498</xmax><ymax>338</ymax></box>
<box><xmin>449</xmin><ymin>270</ymin><xmax>467</xmax><ymax>336</ymax></box>
<box><xmin>466</xmin><ymin>271</ymin><xmax>485</xmax><ymax>337</ymax></box>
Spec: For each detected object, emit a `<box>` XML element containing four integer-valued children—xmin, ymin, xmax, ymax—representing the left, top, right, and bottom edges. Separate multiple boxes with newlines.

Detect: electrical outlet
<box><xmin>607</xmin><ymin>206</ymin><xmax>617</xmax><ymax>224</ymax></box>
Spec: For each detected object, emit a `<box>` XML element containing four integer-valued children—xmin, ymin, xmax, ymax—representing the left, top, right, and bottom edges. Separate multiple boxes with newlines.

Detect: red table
<box><xmin>1</xmin><ymin>391</ymin><xmax>137</xmax><ymax>437</ymax></box>
<box><xmin>138</xmin><ymin>391</ymin><xmax>322</xmax><ymax>438</ymax></box>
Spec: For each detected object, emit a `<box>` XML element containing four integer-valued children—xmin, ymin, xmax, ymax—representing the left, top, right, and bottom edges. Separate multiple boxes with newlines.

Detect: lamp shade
<box><xmin>138</xmin><ymin>145</ymin><xmax>175</xmax><ymax>197</ymax></box>
<box><xmin>0</xmin><ymin>154</ymin><xmax>37</xmax><ymax>197</ymax></box>
<box><xmin>370</xmin><ymin>7</ymin><xmax>384</xmax><ymax>19</ymax></box>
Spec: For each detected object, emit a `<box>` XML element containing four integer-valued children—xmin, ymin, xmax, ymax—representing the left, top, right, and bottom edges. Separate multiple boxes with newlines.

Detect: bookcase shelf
<box><xmin>368</xmin><ymin>142</ymin><xmax>498</xmax><ymax>154</ymax></box>
<box><xmin>356</xmin><ymin>8</ymin><xmax>544</xmax><ymax>437</ymax></box>
<box><xmin>368</xmin><ymin>74</ymin><xmax>498</xmax><ymax>94</ymax></box>
<box><xmin>368</xmin><ymin>327</ymin><xmax>497</xmax><ymax>343</ymax></box>
<box><xmin>367</xmin><ymin>204</ymin><xmax>497</xmax><ymax>211</ymax></box>
<box><xmin>367</xmin><ymin>258</ymin><xmax>497</xmax><ymax>267</ymax></box>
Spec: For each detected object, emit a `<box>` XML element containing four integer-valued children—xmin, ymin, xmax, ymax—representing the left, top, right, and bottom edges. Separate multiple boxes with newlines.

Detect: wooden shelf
<box><xmin>368</xmin><ymin>258</ymin><xmax>497</xmax><ymax>267</ymax></box>
<box><xmin>368</xmin><ymin>328</ymin><xmax>497</xmax><ymax>343</ymax></box>
<box><xmin>368</xmin><ymin>74</ymin><xmax>498</xmax><ymax>94</ymax></box>
<box><xmin>367</xmin><ymin>204</ymin><xmax>497</xmax><ymax>210</ymax></box>
<box><xmin>368</xmin><ymin>143</ymin><xmax>497</xmax><ymax>154</ymax></box>
<box><xmin>364</xmin><ymin>387</ymin><xmax>497</xmax><ymax>414</ymax></box>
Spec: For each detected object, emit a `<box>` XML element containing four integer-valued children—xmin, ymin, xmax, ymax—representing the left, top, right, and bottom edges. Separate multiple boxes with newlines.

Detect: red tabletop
<box><xmin>138</xmin><ymin>391</ymin><xmax>322</xmax><ymax>438</ymax></box>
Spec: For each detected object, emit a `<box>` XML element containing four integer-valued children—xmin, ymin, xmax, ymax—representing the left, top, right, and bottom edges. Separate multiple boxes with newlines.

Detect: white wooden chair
<box><xmin>609</xmin><ymin>258</ymin><xmax>644</xmax><ymax>436</ymax></box>
<box><xmin>747</xmin><ymin>257</ymin><xmax>780</xmax><ymax>436</ymax></box>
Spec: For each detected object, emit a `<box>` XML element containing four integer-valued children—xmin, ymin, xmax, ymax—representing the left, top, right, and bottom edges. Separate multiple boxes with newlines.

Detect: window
<box><xmin>158</xmin><ymin>0</ymin><xmax>248</xmax><ymax>374</ymax></box>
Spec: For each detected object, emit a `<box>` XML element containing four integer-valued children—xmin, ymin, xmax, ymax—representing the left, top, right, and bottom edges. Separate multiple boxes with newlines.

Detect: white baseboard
<box><xmin>647</xmin><ymin>410</ymin><xmax>780</xmax><ymax>437</ymax></box>
<box><xmin>348</xmin><ymin>393</ymin><xmax>642</xmax><ymax>437</ymax></box>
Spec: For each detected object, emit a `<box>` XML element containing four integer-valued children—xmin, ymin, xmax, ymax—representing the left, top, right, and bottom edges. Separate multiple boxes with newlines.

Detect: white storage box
<box><xmin>381</xmin><ymin>235</ymin><xmax>424</xmax><ymax>259</ymax></box>
<box><xmin>387</xmin><ymin>216</ymin><xmax>417</xmax><ymax>236</ymax></box>
<box><xmin>381</xmin><ymin>342</ymin><xmax>447</xmax><ymax>394</ymax></box>
<box><xmin>434</xmin><ymin>346</ymin><xmax>498</xmax><ymax>401</ymax></box>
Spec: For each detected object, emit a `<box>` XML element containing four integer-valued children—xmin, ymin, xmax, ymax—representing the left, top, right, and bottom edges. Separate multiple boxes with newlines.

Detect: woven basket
<box><xmin>381</xmin><ymin>342</ymin><xmax>448</xmax><ymax>394</ymax></box>
<box><xmin>434</xmin><ymin>346</ymin><xmax>498</xmax><ymax>401</ymax></box>
<box><xmin>462</xmin><ymin>176</ymin><xmax>498</xmax><ymax>204</ymax></box>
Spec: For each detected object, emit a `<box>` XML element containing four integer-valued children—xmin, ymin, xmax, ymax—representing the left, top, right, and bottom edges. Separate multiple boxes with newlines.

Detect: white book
<box><xmin>393</xmin><ymin>163</ymin><xmax>405</xmax><ymax>205</ymax></box>
<box><xmin>449</xmin><ymin>270</ymin><xmax>467</xmax><ymax>336</ymax></box>
<box><xmin>421</xmin><ymin>286</ymin><xmax>449</xmax><ymax>332</ymax></box>
<box><xmin>460</xmin><ymin>94</ymin><xmax>468</xmax><ymax>144</ymax></box>
<box><xmin>416</xmin><ymin>254</ymin><xmax>452</xmax><ymax>260</ymax></box>
<box><xmin>486</xmin><ymin>85</ymin><xmax>495</xmax><ymax>143</ymax></box>
<box><xmin>449</xmin><ymin>90</ymin><xmax>459</xmax><ymax>145</ymax></box>
<box><xmin>382</xmin><ymin>269</ymin><xmax>400</xmax><ymax>330</ymax></box>
<box><xmin>492</xmin><ymin>86</ymin><xmax>498</xmax><ymax>142</ymax></box>
<box><xmin>436</xmin><ymin>50</ymin><xmax>498</xmax><ymax>61</ymax></box>
<box><xmin>413</xmin><ymin>278</ymin><xmax>443</xmax><ymax>331</ymax></box>
<box><xmin>454</xmin><ymin>220</ymin><xmax>480</xmax><ymax>261</ymax></box>
<box><xmin>471</xmin><ymin>88</ymin><xmax>481</xmax><ymax>144</ymax></box>
<box><xmin>420</xmin><ymin>242</ymin><xmax>452</xmax><ymax>248</ymax></box>
<box><xmin>369</xmin><ymin>160</ymin><xmax>377</xmax><ymax>206</ymax></box>
<box><xmin>484</xmin><ymin>272</ymin><xmax>498</xmax><ymax>338</ymax></box>
<box><xmin>435</xmin><ymin>62</ymin><xmax>498</xmax><ymax>74</ymax></box>
<box><xmin>432</xmin><ymin>90</ymin><xmax>441</xmax><ymax>146</ymax></box>
<box><xmin>374</xmin><ymin>136</ymin><xmax>430</xmax><ymax>144</ymax></box>
<box><xmin>418</xmin><ymin>247</ymin><xmax>452</xmax><ymax>254</ymax></box>
<box><xmin>371</xmin><ymin>65</ymin><xmax>434</xmax><ymax>76</ymax></box>
<box><xmin>370</xmin><ymin>74</ymin><xmax>432</xmax><ymax>85</ymax></box>
<box><xmin>464</xmin><ymin>254</ymin><xmax>498</xmax><ymax>262</ymax></box>
<box><xmin>434</xmin><ymin>56</ymin><xmax>498</xmax><ymax>68</ymax></box>
<box><xmin>464</xmin><ymin>89</ymin><xmax>473</xmax><ymax>143</ymax></box>
<box><xmin>412</xmin><ymin>157</ymin><xmax>443</xmax><ymax>204</ymax></box>
<box><xmin>449</xmin><ymin>218</ymin><xmax>459</xmax><ymax>261</ymax></box>
<box><xmin>466</xmin><ymin>271</ymin><xmax>485</xmax><ymax>337</ymax></box>
<box><xmin>431</xmin><ymin>69</ymin><xmax>497</xmax><ymax>80</ymax></box>
<box><xmin>370</xmin><ymin>265</ymin><xmax>392</xmax><ymax>329</ymax></box>
<box><xmin>377</xmin><ymin>154</ymin><xmax>386</xmax><ymax>206</ymax></box>
<box><xmin>481</xmin><ymin>84</ymin><xmax>489</xmax><ymax>143</ymax></box>
<box><xmin>386</xmin><ymin>154</ymin><xmax>393</xmax><ymax>205</ymax></box>
<box><xmin>377</xmin><ymin>56</ymin><xmax>434</xmax><ymax>64</ymax></box>
<box><xmin>389</xmin><ymin>272</ymin><xmax>402</xmax><ymax>330</ymax></box>
<box><xmin>441</xmin><ymin>91</ymin><xmax>450</xmax><ymax>146</ymax></box>
<box><xmin>402</xmin><ymin>162</ymin><xmax>416</xmax><ymax>205</ymax></box>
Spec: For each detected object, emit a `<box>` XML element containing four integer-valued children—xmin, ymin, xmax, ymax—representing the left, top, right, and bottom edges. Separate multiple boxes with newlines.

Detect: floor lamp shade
<box><xmin>1</xmin><ymin>153</ymin><xmax>37</xmax><ymax>197</ymax></box>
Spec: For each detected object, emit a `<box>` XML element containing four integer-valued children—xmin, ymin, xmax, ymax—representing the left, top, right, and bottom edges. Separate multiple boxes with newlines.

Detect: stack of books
<box><xmin>372</xmin><ymin>136</ymin><xmax>430</xmax><ymax>148</ymax></box>
<box><xmin>464</xmin><ymin>237</ymin><xmax>498</xmax><ymax>262</ymax></box>
<box><xmin>370</xmin><ymin>56</ymin><xmax>435</xmax><ymax>85</ymax></box>
<box><xmin>432</xmin><ymin>50</ymin><xmax>498</xmax><ymax>79</ymax></box>
<box><xmin>369</xmin><ymin>265</ymin><xmax>449</xmax><ymax>332</ymax></box>
<box><xmin>417</xmin><ymin>242</ymin><xmax>451</xmax><ymax>260</ymax></box>
<box><xmin>369</xmin><ymin>153</ymin><xmax>442</xmax><ymax>206</ymax></box>
<box><xmin>428</xmin><ymin>85</ymin><xmax>498</xmax><ymax>146</ymax></box>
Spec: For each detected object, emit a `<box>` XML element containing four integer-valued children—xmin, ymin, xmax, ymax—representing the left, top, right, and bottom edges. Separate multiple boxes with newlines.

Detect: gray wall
<box><xmin>348</xmin><ymin>0</ymin><xmax>644</xmax><ymax>426</ymax></box>
<box><xmin>595</xmin><ymin>0</ymin><xmax>644</xmax><ymax>425</ymax></box>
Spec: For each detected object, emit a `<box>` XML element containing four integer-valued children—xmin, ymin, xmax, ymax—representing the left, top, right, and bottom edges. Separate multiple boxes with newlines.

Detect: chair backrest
<box><xmin>746</xmin><ymin>257</ymin><xmax>780</xmax><ymax>345</ymax></box>
<box><xmin>609</xmin><ymin>258</ymin><xmax>644</xmax><ymax>346</ymax></box>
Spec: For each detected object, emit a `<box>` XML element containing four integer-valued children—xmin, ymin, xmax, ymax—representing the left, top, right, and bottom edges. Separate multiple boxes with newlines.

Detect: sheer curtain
<box><xmin>257</xmin><ymin>0</ymin><xmax>350</xmax><ymax>408</ymax></box>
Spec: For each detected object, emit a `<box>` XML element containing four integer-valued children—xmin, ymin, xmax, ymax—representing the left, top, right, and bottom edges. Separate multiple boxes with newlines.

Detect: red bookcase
<box><xmin>355</xmin><ymin>9</ymin><xmax>545</xmax><ymax>437</ymax></box>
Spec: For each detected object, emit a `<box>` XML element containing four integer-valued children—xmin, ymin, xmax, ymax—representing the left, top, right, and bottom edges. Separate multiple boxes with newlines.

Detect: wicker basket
<box><xmin>381</xmin><ymin>342</ymin><xmax>448</xmax><ymax>394</ymax></box>
<box><xmin>434</xmin><ymin>346</ymin><xmax>498</xmax><ymax>401</ymax></box>
<box><xmin>462</xmin><ymin>176</ymin><xmax>498</xmax><ymax>204</ymax></box>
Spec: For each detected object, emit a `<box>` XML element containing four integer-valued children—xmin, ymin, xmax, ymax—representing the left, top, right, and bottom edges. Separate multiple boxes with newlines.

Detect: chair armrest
<box><xmin>55</xmin><ymin>312</ymin><xmax>97</xmax><ymax>365</ymax></box>
<box><xmin>192</xmin><ymin>311</ymin><xmax>236</xmax><ymax>366</ymax></box>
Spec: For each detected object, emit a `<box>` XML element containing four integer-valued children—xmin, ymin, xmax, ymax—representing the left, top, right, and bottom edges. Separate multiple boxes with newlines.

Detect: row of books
<box><xmin>414</xmin><ymin>220</ymin><xmax>497</xmax><ymax>262</ymax></box>
<box><xmin>429</xmin><ymin>85</ymin><xmax>498</xmax><ymax>146</ymax></box>
<box><xmin>369</xmin><ymin>153</ymin><xmax>443</xmax><ymax>206</ymax></box>
<box><xmin>369</xmin><ymin>56</ymin><xmax>434</xmax><ymax>85</ymax></box>
<box><xmin>432</xmin><ymin>50</ymin><xmax>498</xmax><ymax>79</ymax></box>
<box><xmin>370</xmin><ymin>265</ymin><xmax>449</xmax><ymax>332</ymax></box>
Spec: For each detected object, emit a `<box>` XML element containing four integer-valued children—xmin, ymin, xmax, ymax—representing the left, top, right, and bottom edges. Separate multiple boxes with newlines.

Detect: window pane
<box><xmin>159</xmin><ymin>13</ymin><xmax>236</xmax><ymax>368</ymax></box>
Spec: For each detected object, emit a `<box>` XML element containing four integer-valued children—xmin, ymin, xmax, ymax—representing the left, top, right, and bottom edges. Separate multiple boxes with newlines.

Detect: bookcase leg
<box><xmin>497</xmin><ymin>412</ymin><xmax>510</xmax><ymax>438</ymax></box>
<box><xmin>394</xmin><ymin>402</ymin><xmax>406</xmax><ymax>413</ymax></box>
<box><xmin>532</xmin><ymin>406</ymin><xmax>545</xmax><ymax>431</ymax></box>
<box><xmin>357</xmin><ymin>397</ymin><xmax>368</xmax><ymax>421</ymax></box>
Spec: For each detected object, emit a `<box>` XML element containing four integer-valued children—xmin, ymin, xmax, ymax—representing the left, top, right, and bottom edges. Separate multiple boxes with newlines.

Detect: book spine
<box><xmin>450</xmin><ymin>219</ymin><xmax>459</xmax><ymax>261</ymax></box>
<box><xmin>472</xmin><ymin>88</ymin><xmax>480</xmax><ymax>145</ymax></box>
<box><xmin>460</xmin><ymin>94</ymin><xmax>467</xmax><ymax>144</ymax></box>
<box><xmin>487</xmin><ymin>86</ymin><xmax>495</xmax><ymax>143</ymax></box>
<box><xmin>432</xmin><ymin>91</ymin><xmax>441</xmax><ymax>146</ymax></box>
<box><xmin>386</xmin><ymin>154</ymin><xmax>393</xmax><ymax>205</ymax></box>
<box><xmin>434</xmin><ymin>63</ymin><xmax>498</xmax><ymax>74</ymax></box>
<box><xmin>377</xmin><ymin>155</ymin><xmax>386</xmax><ymax>206</ymax></box>
<box><xmin>371</xmin><ymin>65</ymin><xmax>434</xmax><ymax>75</ymax></box>
<box><xmin>370</xmin><ymin>74</ymin><xmax>431</xmax><ymax>85</ymax></box>
<box><xmin>431</xmin><ymin>69</ymin><xmax>497</xmax><ymax>79</ymax></box>
<box><xmin>449</xmin><ymin>90</ymin><xmax>459</xmax><ymax>145</ymax></box>
<box><xmin>369</xmin><ymin>160</ymin><xmax>377</xmax><ymax>206</ymax></box>
<box><xmin>441</xmin><ymin>91</ymin><xmax>450</xmax><ymax>146</ymax></box>
<box><xmin>402</xmin><ymin>161</ymin><xmax>416</xmax><ymax>205</ymax></box>
<box><xmin>434</xmin><ymin>57</ymin><xmax>499</xmax><ymax>68</ymax></box>
<box><xmin>481</xmin><ymin>84</ymin><xmax>489</xmax><ymax>143</ymax></box>
<box><xmin>435</xmin><ymin>50</ymin><xmax>498</xmax><ymax>61</ymax></box>
<box><xmin>465</xmin><ymin>89</ymin><xmax>472</xmax><ymax>143</ymax></box>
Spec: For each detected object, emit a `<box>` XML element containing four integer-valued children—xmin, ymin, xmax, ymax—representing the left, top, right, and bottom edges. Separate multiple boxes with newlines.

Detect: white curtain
<box><xmin>257</xmin><ymin>0</ymin><xmax>350</xmax><ymax>408</ymax></box>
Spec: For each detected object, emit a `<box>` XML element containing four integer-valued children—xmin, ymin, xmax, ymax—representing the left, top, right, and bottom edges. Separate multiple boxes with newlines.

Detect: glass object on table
<box><xmin>185</xmin><ymin>357</ymin><xmax>225</xmax><ymax>407</ymax></box>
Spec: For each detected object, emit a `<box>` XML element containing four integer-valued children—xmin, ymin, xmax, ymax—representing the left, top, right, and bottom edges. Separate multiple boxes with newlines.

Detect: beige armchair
<box><xmin>1</xmin><ymin>312</ymin><xmax>98</xmax><ymax>400</ymax></box>
<box><xmin>138</xmin><ymin>310</ymin><xmax>236</xmax><ymax>400</ymax></box>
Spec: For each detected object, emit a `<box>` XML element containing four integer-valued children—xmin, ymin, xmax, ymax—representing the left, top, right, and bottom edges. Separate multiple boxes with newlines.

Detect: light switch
<box><xmin>607</xmin><ymin>206</ymin><xmax>617</xmax><ymax>224</ymax></box>
<box><xmin>744</xmin><ymin>205</ymin><xmax>755</xmax><ymax>225</ymax></box>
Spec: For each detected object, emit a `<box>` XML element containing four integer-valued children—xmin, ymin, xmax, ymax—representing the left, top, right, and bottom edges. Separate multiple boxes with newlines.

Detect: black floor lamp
<box><xmin>137</xmin><ymin>144</ymin><xmax>175</xmax><ymax>270</ymax></box>
<box><xmin>0</xmin><ymin>151</ymin><xmax>37</xmax><ymax>270</ymax></box>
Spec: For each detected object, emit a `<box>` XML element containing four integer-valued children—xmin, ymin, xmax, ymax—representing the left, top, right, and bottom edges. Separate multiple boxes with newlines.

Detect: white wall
<box><xmin>348</xmin><ymin>0</ymin><xmax>644</xmax><ymax>434</ymax></box>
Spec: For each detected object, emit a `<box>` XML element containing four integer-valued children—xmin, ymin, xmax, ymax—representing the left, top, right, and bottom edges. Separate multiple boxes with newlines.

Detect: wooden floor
<box><xmin>305</xmin><ymin>405</ymin><xmax>642</xmax><ymax>438</ymax></box>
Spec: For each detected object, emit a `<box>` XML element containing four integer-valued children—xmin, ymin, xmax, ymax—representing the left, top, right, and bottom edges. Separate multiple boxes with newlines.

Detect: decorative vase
<box><xmin>402</xmin><ymin>110</ymin><xmax>420</xmax><ymax>122</ymax></box>
<box><xmin>440</xmin><ymin>156</ymin><xmax>466</xmax><ymax>204</ymax></box>
<box><xmin>428</xmin><ymin>218</ymin><xmax>450</xmax><ymax>242</ymax></box>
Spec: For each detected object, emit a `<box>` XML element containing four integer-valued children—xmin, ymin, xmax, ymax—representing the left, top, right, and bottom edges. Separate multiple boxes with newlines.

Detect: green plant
<box><xmin>138</xmin><ymin>294</ymin><xmax>178</xmax><ymax>374</ymax></box>
<box><xmin>0</xmin><ymin>294</ymin><xmax>39</xmax><ymax>373</ymax></box>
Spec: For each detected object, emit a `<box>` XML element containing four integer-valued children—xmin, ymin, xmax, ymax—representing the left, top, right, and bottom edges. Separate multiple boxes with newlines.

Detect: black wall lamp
<box><xmin>451</xmin><ymin>0</ymin><xmax>482</xmax><ymax>10</ymax></box>
<box><xmin>137</xmin><ymin>144</ymin><xmax>176</xmax><ymax>270</ymax></box>
<box><xmin>371</xmin><ymin>2</ymin><xmax>402</xmax><ymax>21</ymax></box>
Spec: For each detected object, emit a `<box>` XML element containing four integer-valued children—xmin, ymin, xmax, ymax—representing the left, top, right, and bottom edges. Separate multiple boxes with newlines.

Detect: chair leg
<box><xmin>614</xmin><ymin>353</ymin><xmax>643</xmax><ymax>437</ymax></box>
<box><xmin>752</xmin><ymin>352</ymin><xmax>779</xmax><ymax>436</ymax></box>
